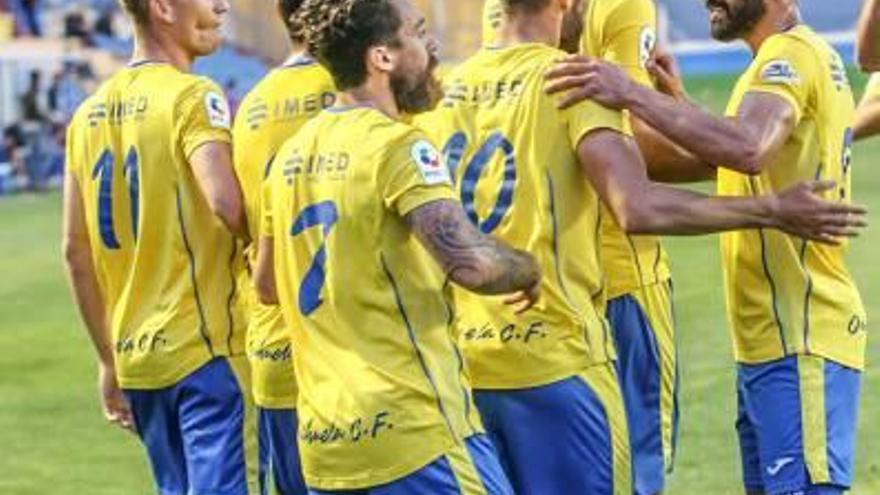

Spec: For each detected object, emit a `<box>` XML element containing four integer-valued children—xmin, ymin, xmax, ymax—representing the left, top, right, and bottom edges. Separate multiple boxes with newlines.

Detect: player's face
<box><xmin>388</xmin><ymin>0</ymin><xmax>442</xmax><ymax>114</ymax></box>
<box><xmin>706</xmin><ymin>0</ymin><xmax>766</xmax><ymax>41</ymax></box>
<box><xmin>169</xmin><ymin>0</ymin><xmax>229</xmax><ymax>57</ymax></box>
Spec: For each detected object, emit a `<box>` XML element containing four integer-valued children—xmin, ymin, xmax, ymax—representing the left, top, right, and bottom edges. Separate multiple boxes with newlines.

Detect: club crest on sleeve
<box><xmin>760</xmin><ymin>59</ymin><xmax>800</xmax><ymax>85</ymax></box>
<box><xmin>639</xmin><ymin>26</ymin><xmax>657</xmax><ymax>69</ymax></box>
<box><xmin>410</xmin><ymin>139</ymin><xmax>451</xmax><ymax>185</ymax></box>
<box><xmin>205</xmin><ymin>91</ymin><xmax>231</xmax><ymax>129</ymax></box>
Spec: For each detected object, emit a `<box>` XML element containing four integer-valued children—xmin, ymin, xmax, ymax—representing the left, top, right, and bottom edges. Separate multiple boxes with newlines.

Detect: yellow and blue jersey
<box><xmin>482</xmin><ymin>0</ymin><xmax>670</xmax><ymax>299</ymax></box>
<box><xmin>416</xmin><ymin>43</ymin><xmax>626</xmax><ymax>390</ymax></box>
<box><xmin>720</xmin><ymin>25</ymin><xmax>867</xmax><ymax>370</ymax></box>
<box><xmin>261</xmin><ymin>106</ymin><xmax>483</xmax><ymax>490</ymax></box>
<box><xmin>65</xmin><ymin>62</ymin><xmax>244</xmax><ymax>390</ymax></box>
<box><xmin>233</xmin><ymin>54</ymin><xmax>336</xmax><ymax>409</ymax></box>
<box><xmin>581</xmin><ymin>0</ymin><xmax>671</xmax><ymax>299</ymax></box>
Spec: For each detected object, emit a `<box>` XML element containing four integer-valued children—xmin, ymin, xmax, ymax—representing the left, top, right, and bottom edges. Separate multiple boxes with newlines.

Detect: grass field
<box><xmin>0</xmin><ymin>73</ymin><xmax>878</xmax><ymax>495</ymax></box>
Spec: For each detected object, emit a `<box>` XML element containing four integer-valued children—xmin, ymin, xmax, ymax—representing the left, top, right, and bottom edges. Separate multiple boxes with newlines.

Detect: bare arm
<box><xmin>578</xmin><ymin>129</ymin><xmax>866</xmax><ymax>243</ymax></box>
<box><xmin>632</xmin><ymin>117</ymin><xmax>717</xmax><ymax>183</ymax></box>
<box><xmin>62</xmin><ymin>171</ymin><xmax>133</xmax><ymax>431</ymax></box>
<box><xmin>405</xmin><ymin>199</ymin><xmax>540</xmax><ymax>307</ymax></box>
<box><xmin>857</xmin><ymin>0</ymin><xmax>880</xmax><ymax>72</ymax></box>
<box><xmin>254</xmin><ymin>236</ymin><xmax>278</xmax><ymax>305</ymax></box>
<box><xmin>189</xmin><ymin>141</ymin><xmax>248</xmax><ymax>239</ymax></box>
<box><xmin>854</xmin><ymin>90</ymin><xmax>880</xmax><ymax>141</ymax></box>
<box><xmin>545</xmin><ymin>56</ymin><xmax>796</xmax><ymax>175</ymax></box>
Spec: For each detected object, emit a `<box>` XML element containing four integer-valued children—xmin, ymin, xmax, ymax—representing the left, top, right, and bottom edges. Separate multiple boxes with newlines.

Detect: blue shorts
<box><xmin>606</xmin><ymin>281</ymin><xmax>679</xmax><ymax>495</ymax></box>
<box><xmin>737</xmin><ymin>355</ymin><xmax>861</xmax><ymax>495</ymax></box>
<box><xmin>473</xmin><ymin>365</ymin><xmax>632</xmax><ymax>495</ymax></box>
<box><xmin>124</xmin><ymin>357</ymin><xmax>258</xmax><ymax>495</ymax></box>
<box><xmin>258</xmin><ymin>408</ymin><xmax>307</xmax><ymax>495</ymax></box>
<box><xmin>307</xmin><ymin>435</ymin><xmax>513</xmax><ymax>495</ymax></box>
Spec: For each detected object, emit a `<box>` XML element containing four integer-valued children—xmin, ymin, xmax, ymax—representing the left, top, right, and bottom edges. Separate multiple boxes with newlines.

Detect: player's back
<box><xmin>720</xmin><ymin>25</ymin><xmax>866</xmax><ymax>369</ymax></box>
<box><xmin>66</xmin><ymin>62</ymin><xmax>243</xmax><ymax>389</ymax></box>
<box><xmin>421</xmin><ymin>43</ymin><xmax>624</xmax><ymax>389</ymax></box>
<box><xmin>232</xmin><ymin>55</ymin><xmax>335</xmax><ymax>407</ymax></box>
<box><xmin>264</xmin><ymin>107</ymin><xmax>481</xmax><ymax>489</ymax></box>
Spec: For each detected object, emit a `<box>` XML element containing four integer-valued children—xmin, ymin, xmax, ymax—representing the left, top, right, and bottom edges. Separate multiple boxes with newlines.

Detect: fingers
<box><xmin>807</xmin><ymin>179</ymin><xmax>837</xmax><ymax>194</ymax></box>
<box><xmin>545</xmin><ymin>55</ymin><xmax>594</xmax><ymax>79</ymax></box>
<box><xmin>104</xmin><ymin>403</ymin><xmax>135</xmax><ymax>432</ymax></box>
<box><xmin>544</xmin><ymin>73</ymin><xmax>593</xmax><ymax>95</ymax></box>
<box><xmin>503</xmin><ymin>285</ymin><xmax>539</xmax><ymax>315</ymax></box>
<box><xmin>558</xmin><ymin>87</ymin><xmax>595</xmax><ymax>110</ymax></box>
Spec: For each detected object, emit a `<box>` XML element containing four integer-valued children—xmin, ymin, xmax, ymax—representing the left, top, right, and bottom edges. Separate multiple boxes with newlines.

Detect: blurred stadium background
<box><xmin>0</xmin><ymin>1</ymin><xmax>877</xmax><ymax>494</ymax></box>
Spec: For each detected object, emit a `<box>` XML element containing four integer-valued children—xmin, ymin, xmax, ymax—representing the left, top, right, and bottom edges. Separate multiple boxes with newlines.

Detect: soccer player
<box><xmin>545</xmin><ymin>0</ymin><xmax>869</xmax><ymax>493</ymax></box>
<box><xmin>484</xmin><ymin>1</ymin><xmax>692</xmax><ymax>493</ymax></box>
<box><xmin>232</xmin><ymin>1</ymin><xmax>335</xmax><ymax>493</ymax></box>
<box><xmin>62</xmin><ymin>1</ymin><xmax>257</xmax><ymax>494</ymax></box>
<box><xmin>420</xmin><ymin>1</ymin><xmax>867</xmax><ymax>494</ymax></box>
<box><xmin>255</xmin><ymin>0</ymin><xmax>540</xmax><ymax>493</ymax></box>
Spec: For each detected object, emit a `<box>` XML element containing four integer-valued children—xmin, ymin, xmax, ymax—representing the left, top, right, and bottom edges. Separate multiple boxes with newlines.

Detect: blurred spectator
<box><xmin>21</xmin><ymin>70</ymin><xmax>47</xmax><ymax>124</ymax></box>
<box><xmin>94</xmin><ymin>6</ymin><xmax>115</xmax><ymax>38</ymax></box>
<box><xmin>48</xmin><ymin>61</ymin><xmax>89</xmax><ymax>123</ymax></box>
<box><xmin>63</xmin><ymin>9</ymin><xmax>89</xmax><ymax>44</ymax></box>
<box><xmin>1</xmin><ymin>125</ymin><xmax>29</xmax><ymax>193</ymax></box>
<box><xmin>11</xmin><ymin>0</ymin><xmax>41</xmax><ymax>37</ymax></box>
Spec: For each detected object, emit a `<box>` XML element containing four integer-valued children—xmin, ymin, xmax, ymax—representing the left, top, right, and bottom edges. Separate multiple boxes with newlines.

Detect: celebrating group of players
<box><xmin>61</xmin><ymin>0</ymin><xmax>874</xmax><ymax>494</ymax></box>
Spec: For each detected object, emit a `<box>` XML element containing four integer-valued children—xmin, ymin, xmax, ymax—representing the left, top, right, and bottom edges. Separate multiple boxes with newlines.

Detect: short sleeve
<box><xmin>561</xmin><ymin>98</ymin><xmax>629</xmax><ymax>149</ymax></box>
<box><xmin>381</xmin><ymin>130</ymin><xmax>458</xmax><ymax>217</ymax></box>
<box><xmin>739</xmin><ymin>35</ymin><xmax>816</xmax><ymax>123</ymax></box>
<box><xmin>176</xmin><ymin>77</ymin><xmax>233</xmax><ymax>159</ymax></box>
<box><xmin>603</xmin><ymin>0</ymin><xmax>657</xmax><ymax>87</ymax></box>
<box><xmin>64</xmin><ymin>116</ymin><xmax>80</xmax><ymax>178</ymax></box>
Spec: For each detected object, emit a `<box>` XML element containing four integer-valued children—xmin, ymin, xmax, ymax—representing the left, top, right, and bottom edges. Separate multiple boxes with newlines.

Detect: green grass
<box><xmin>0</xmin><ymin>75</ymin><xmax>877</xmax><ymax>494</ymax></box>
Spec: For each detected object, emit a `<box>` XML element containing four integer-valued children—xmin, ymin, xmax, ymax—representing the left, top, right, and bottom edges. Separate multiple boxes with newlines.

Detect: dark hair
<box><xmin>502</xmin><ymin>0</ymin><xmax>552</xmax><ymax>13</ymax></box>
<box><xmin>118</xmin><ymin>0</ymin><xmax>150</xmax><ymax>26</ymax></box>
<box><xmin>300</xmin><ymin>0</ymin><xmax>404</xmax><ymax>89</ymax></box>
<box><xmin>277</xmin><ymin>0</ymin><xmax>307</xmax><ymax>42</ymax></box>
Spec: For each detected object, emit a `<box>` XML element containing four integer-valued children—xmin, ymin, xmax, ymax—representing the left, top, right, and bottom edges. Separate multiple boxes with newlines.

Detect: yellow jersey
<box><xmin>719</xmin><ymin>25</ymin><xmax>867</xmax><ymax>370</ymax></box>
<box><xmin>581</xmin><ymin>0</ymin><xmax>671</xmax><ymax>298</ymax></box>
<box><xmin>233</xmin><ymin>55</ymin><xmax>336</xmax><ymax>409</ymax></box>
<box><xmin>65</xmin><ymin>62</ymin><xmax>245</xmax><ymax>389</ymax></box>
<box><xmin>416</xmin><ymin>43</ymin><xmax>625</xmax><ymax>389</ymax></box>
<box><xmin>262</xmin><ymin>106</ymin><xmax>483</xmax><ymax>489</ymax></box>
<box><xmin>482</xmin><ymin>0</ymin><xmax>670</xmax><ymax>298</ymax></box>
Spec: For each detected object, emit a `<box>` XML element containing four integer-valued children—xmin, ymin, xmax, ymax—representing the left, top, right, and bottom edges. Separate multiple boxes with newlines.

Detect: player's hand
<box><xmin>98</xmin><ymin>362</ymin><xmax>135</xmax><ymax>433</ymax></box>
<box><xmin>503</xmin><ymin>281</ymin><xmax>540</xmax><ymax>315</ymax></box>
<box><xmin>771</xmin><ymin>180</ymin><xmax>868</xmax><ymax>245</ymax></box>
<box><xmin>647</xmin><ymin>47</ymin><xmax>687</xmax><ymax>101</ymax></box>
<box><xmin>544</xmin><ymin>55</ymin><xmax>636</xmax><ymax>110</ymax></box>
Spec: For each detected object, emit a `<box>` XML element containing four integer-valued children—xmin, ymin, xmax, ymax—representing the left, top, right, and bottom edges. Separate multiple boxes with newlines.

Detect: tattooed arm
<box><xmin>405</xmin><ymin>199</ymin><xmax>541</xmax><ymax>311</ymax></box>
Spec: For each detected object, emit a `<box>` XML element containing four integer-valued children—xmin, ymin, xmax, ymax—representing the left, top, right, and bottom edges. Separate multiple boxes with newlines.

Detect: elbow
<box><xmin>731</xmin><ymin>141</ymin><xmax>763</xmax><ymax>176</ymax></box>
<box><xmin>615</xmin><ymin>197</ymin><xmax>658</xmax><ymax>235</ymax></box>
<box><xmin>209</xmin><ymin>194</ymin><xmax>245</xmax><ymax>233</ymax></box>
<box><xmin>255</xmin><ymin>280</ymin><xmax>278</xmax><ymax>306</ymax></box>
<box><xmin>857</xmin><ymin>51</ymin><xmax>880</xmax><ymax>73</ymax></box>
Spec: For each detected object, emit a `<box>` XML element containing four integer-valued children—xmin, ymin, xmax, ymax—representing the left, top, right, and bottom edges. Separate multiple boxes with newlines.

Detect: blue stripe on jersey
<box><xmin>176</xmin><ymin>188</ymin><xmax>215</xmax><ymax>356</ymax></box>
<box><xmin>380</xmin><ymin>254</ymin><xmax>458</xmax><ymax>441</ymax></box>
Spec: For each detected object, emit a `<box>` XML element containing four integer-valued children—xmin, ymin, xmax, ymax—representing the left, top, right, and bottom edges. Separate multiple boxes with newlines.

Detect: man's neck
<box><xmin>337</xmin><ymin>78</ymin><xmax>400</xmax><ymax>120</ymax></box>
<box><xmin>283</xmin><ymin>42</ymin><xmax>310</xmax><ymax>65</ymax></box>
<box><xmin>496</xmin><ymin>10</ymin><xmax>561</xmax><ymax>48</ymax></box>
<box><xmin>742</xmin><ymin>5</ymin><xmax>801</xmax><ymax>53</ymax></box>
<box><xmin>130</xmin><ymin>29</ymin><xmax>195</xmax><ymax>72</ymax></box>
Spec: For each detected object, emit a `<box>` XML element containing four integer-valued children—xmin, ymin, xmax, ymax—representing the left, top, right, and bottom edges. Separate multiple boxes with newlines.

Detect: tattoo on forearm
<box><xmin>406</xmin><ymin>200</ymin><xmax>539</xmax><ymax>294</ymax></box>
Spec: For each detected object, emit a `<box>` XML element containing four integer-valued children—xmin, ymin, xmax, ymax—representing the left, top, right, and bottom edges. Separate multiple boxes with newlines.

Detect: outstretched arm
<box><xmin>578</xmin><ymin>129</ymin><xmax>867</xmax><ymax>244</ymax></box>
<box><xmin>545</xmin><ymin>56</ymin><xmax>796</xmax><ymax>175</ymax></box>
<box><xmin>406</xmin><ymin>199</ymin><xmax>541</xmax><ymax>312</ymax></box>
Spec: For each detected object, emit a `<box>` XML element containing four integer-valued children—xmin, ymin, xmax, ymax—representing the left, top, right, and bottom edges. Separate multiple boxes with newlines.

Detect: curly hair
<box><xmin>299</xmin><ymin>0</ymin><xmax>404</xmax><ymax>89</ymax></box>
<box><xmin>118</xmin><ymin>0</ymin><xmax>150</xmax><ymax>26</ymax></box>
<box><xmin>277</xmin><ymin>0</ymin><xmax>307</xmax><ymax>42</ymax></box>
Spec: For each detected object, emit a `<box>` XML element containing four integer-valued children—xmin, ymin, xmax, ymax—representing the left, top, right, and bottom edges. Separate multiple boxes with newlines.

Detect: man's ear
<box><xmin>151</xmin><ymin>0</ymin><xmax>175</xmax><ymax>25</ymax></box>
<box><xmin>367</xmin><ymin>45</ymin><xmax>397</xmax><ymax>76</ymax></box>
